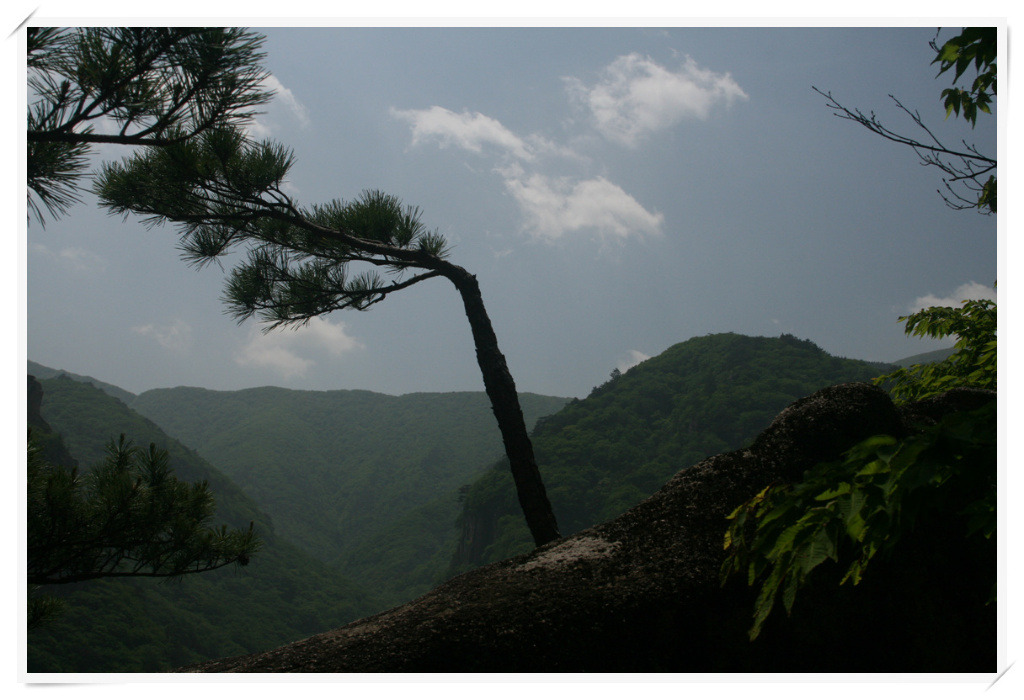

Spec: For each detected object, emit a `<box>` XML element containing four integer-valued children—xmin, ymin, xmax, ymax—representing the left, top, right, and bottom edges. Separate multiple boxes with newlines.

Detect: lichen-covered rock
<box><xmin>180</xmin><ymin>383</ymin><xmax>995</xmax><ymax>673</ymax></box>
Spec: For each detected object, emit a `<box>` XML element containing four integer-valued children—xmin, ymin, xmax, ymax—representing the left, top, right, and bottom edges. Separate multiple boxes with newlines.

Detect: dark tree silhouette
<box><xmin>28</xmin><ymin>430</ymin><xmax>259</xmax><ymax>628</ymax></box>
<box><xmin>27</xmin><ymin>27</ymin><xmax>273</xmax><ymax>224</ymax></box>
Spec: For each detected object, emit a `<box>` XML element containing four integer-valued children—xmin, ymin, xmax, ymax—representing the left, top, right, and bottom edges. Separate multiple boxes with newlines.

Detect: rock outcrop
<box><xmin>28</xmin><ymin>375</ymin><xmax>79</xmax><ymax>469</ymax></box>
<box><xmin>180</xmin><ymin>383</ymin><xmax>995</xmax><ymax>673</ymax></box>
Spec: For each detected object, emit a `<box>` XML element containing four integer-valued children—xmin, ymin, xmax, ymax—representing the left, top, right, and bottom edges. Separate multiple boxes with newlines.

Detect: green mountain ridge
<box><xmin>888</xmin><ymin>346</ymin><xmax>956</xmax><ymax>367</ymax></box>
<box><xmin>26</xmin><ymin>334</ymin><xmax>911</xmax><ymax>670</ymax></box>
<box><xmin>450</xmin><ymin>332</ymin><xmax>898</xmax><ymax>571</ymax></box>
<box><xmin>28</xmin><ymin>343</ymin><xmax>938</xmax><ymax>405</ymax></box>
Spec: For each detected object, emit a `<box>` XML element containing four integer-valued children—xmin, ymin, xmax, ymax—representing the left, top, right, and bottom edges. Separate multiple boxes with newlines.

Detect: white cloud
<box><xmin>391</xmin><ymin>106</ymin><xmax>536</xmax><ymax>161</ymax></box>
<box><xmin>503</xmin><ymin>172</ymin><xmax>663</xmax><ymax>240</ymax></box>
<box><xmin>909</xmin><ymin>282</ymin><xmax>996</xmax><ymax>312</ymax></box>
<box><xmin>235</xmin><ymin>317</ymin><xmax>362</xmax><ymax>378</ymax></box>
<box><xmin>391</xmin><ymin>96</ymin><xmax>662</xmax><ymax>243</ymax></box>
<box><xmin>617</xmin><ymin>350</ymin><xmax>651</xmax><ymax>373</ymax></box>
<box><xmin>32</xmin><ymin>243</ymin><xmax>107</xmax><ymax>273</ymax></box>
<box><xmin>237</xmin><ymin>340</ymin><xmax>311</xmax><ymax>378</ymax></box>
<box><xmin>566</xmin><ymin>53</ymin><xmax>748</xmax><ymax>146</ymax></box>
<box><xmin>247</xmin><ymin>75</ymin><xmax>310</xmax><ymax>139</ymax></box>
<box><xmin>264</xmin><ymin>74</ymin><xmax>310</xmax><ymax>126</ymax></box>
<box><xmin>133</xmin><ymin>319</ymin><xmax>193</xmax><ymax>353</ymax></box>
<box><xmin>59</xmin><ymin>247</ymin><xmax>105</xmax><ymax>271</ymax></box>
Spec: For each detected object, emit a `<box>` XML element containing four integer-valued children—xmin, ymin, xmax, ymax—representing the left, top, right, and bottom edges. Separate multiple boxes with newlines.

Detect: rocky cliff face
<box><xmin>28</xmin><ymin>375</ymin><xmax>78</xmax><ymax>469</ymax></box>
<box><xmin>451</xmin><ymin>504</ymin><xmax>497</xmax><ymax>568</ymax></box>
<box><xmin>180</xmin><ymin>383</ymin><xmax>995</xmax><ymax>673</ymax></box>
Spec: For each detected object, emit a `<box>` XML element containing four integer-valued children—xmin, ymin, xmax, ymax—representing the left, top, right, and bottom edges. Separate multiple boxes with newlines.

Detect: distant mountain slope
<box><xmin>33</xmin><ymin>375</ymin><xmax>265</xmax><ymax>532</ymax></box>
<box><xmin>128</xmin><ymin>385</ymin><xmax>569</xmax><ymax>605</ymax></box>
<box><xmin>27</xmin><ymin>376</ymin><xmax>382</xmax><ymax>673</ymax></box>
<box><xmin>890</xmin><ymin>346</ymin><xmax>956</xmax><ymax>367</ymax></box>
<box><xmin>27</xmin><ymin>375</ymin><xmax>78</xmax><ymax>469</ymax></box>
<box><xmin>28</xmin><ymin>360</ymin><xmax>136</xmax><ymax>405</ymax></box>
<box><xmin>451</xmin><ymin>333</ymin><xmax>897</xmax><ymax>571</ymax></box>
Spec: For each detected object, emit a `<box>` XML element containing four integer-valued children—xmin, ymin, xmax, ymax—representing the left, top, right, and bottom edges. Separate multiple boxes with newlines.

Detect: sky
<box><xmin>23</xmin><ymin>20</ymin><xmax>1001</xmax><ymax>400</ymax></box>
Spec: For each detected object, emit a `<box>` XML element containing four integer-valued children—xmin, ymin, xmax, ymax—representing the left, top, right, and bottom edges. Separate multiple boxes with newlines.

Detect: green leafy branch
<box><xmin>815</xmin><ymin>27</ymin><xmax>996</xmax><ymax>214</ymax></box>
<box><xmin>721</xmin><ymin>402</ymin><xmax>995</xmax><ymax>640</ymax></box>
<box><xmin>932</xmin><ymin>27</ymin><xmax>996</xmax><ymax>127</ymax></box>
<box><xmin>877</xmin><ymin>296</ymin><xmax>995</xmax><ymax>404</ymax></box>
<box><xmin>722</xmin><ymin>296</ymin><xmax>996</xmax><ymax>640</ymax></box>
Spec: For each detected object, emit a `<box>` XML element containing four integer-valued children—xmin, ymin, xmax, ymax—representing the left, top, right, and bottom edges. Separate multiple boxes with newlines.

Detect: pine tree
<box><xmin>27</xmin><ymin>431</ymin><xmax>259</xmax><ymax>628</ymax></box>
<box><xmin>95</xmin><ymin>127</ymin><xmax>561</xmax><ymax>548</ymax></box>
<box><xmin>27</xmin><ymin>27</ymin><xmax>273</xmax><ymax>224</ymax></box>
<box><xmin>25</xmin><ymin>27</ymin><xmax>272</xmax><ymax>630</ymax></box>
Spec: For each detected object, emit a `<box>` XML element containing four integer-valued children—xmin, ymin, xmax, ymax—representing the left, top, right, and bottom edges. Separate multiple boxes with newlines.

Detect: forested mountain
<box><xmin>450</xmin><ymin>333</ymin><xmax>896</xmax><ymax>571</ymax></box>
<box><xmin>127</xmin><ymin>386</ymin><xmax>569</xmax><ymax>606</ymax></box>
<box><xmin>27</xmin><ymin>376</ymin><xmax>382</xmax><ymax>673</ymax></box>
<box><xmin>25</xmin><ymin>333</ymin><xmax>901</xmax><ymax>670</ymax></box>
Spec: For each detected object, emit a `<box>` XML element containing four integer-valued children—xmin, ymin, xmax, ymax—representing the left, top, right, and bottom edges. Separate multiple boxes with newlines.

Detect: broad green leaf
<box><xmin>782</xmin><ymin>567</ymin><xmax>801</xmax><ymax>614</ymax></box>
<box><xmin>750</xmin><ymin>558</ymin><xmax>788</xmax><ymax>639</ymax></box>
<box><xmin>766</xmin><ymin>520</ymin><xmax>805</xmax><ymax>559</ymax></box>
<box><xmin>800</xmin><ymin>527</ymin><xmax>837</xmax><ymax>576</ymax></box>
<box><xmin>815</xmin><ymin>482</ymin><xmax>851</xmax><ymax>500</ymax></box>
<box><xmin>758</xmin><ymin>499</ymin><xmax>796</xmax><ymax>528</ymax></box>
<box><xmin>855</xmin><ymin>458</ymin><xmax>890</xmax><ymax>477</ymax></box>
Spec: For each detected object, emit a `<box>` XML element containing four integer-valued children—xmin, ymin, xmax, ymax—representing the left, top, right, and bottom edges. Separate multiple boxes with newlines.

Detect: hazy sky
<box><xmin>25</xmin><ymin>24</ymin><xmax>999</xmax><ymax>399</ymax></box>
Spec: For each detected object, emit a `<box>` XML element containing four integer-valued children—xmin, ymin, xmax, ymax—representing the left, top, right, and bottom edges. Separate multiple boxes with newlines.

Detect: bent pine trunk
<box><xmin>446</xmin><ymin>266</ymin><xmax>561</xmax><ymax>547</ymax></box>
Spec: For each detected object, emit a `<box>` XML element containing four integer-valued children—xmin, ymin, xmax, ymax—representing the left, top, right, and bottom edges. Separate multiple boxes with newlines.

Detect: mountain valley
<box><xmin>27</xmin><ymin>334</ymin><xmax>937</xmax><ymax>671</ymax></box>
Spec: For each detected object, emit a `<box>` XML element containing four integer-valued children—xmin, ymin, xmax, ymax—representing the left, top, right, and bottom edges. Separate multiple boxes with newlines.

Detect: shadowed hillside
<box><xmin>451</xmin><ymin>333</ymin><xmax>896</xmax><ymax>571</ymax></box>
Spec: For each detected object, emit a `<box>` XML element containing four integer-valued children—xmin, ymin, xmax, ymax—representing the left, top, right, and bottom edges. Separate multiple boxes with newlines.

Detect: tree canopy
<box><xmin>96</xmin><ymin>126</ymin><xmax>449</xmax><ymax>323</ymax></box>
<box><xmin>878</xmin><ymin>297</ymin><xmax>996</xmax><ymax>403</ymax></box>
<box><xmin>27</xmin><ymin>27</ymin><xmax>273</xmax><ymax>224</ymax></box>
<box><xmin>932</xmin><ymin>27</ymin><xmax>996</xmax><ymax>129</ymax></box>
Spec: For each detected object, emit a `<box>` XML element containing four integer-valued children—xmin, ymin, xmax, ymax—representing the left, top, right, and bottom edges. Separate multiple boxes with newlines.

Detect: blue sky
<box><xmin>24</xmin><ymin>21</ymin><xmax>1000</xmax><ymax>399</ymax></box>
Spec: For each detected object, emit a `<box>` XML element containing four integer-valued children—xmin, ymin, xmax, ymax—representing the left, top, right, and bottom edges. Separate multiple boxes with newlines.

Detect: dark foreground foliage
<box><xmin>28</xmin><ymin>431</ymin><xmax>258</xmax><ymax>627</ymax></box>
<box><xmin>723</xmin><ymin>296</ymin><xmax>996</xmax><ymax>638</ymax></box>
